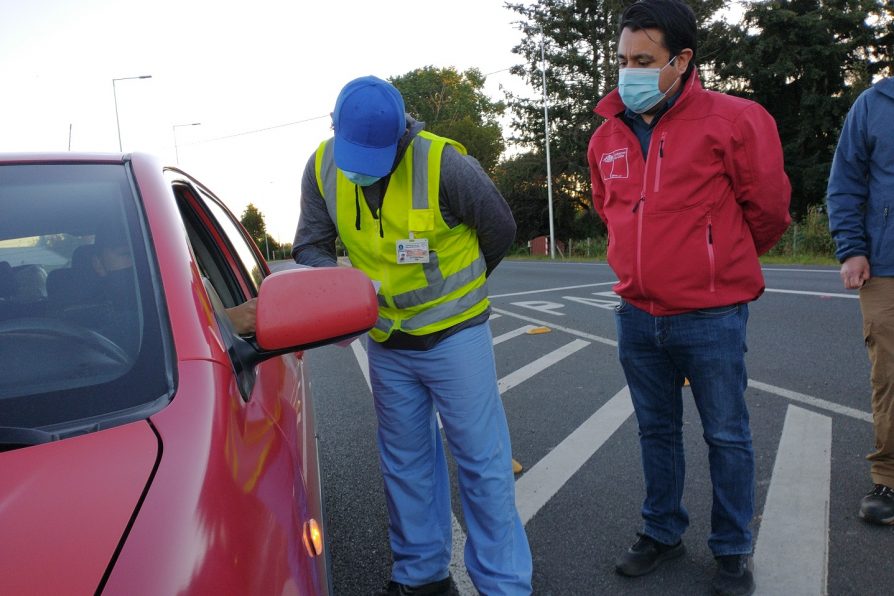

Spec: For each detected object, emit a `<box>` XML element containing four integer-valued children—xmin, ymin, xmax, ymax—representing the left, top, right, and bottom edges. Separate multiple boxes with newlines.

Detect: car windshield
<box><xmin>0</xmin><ymin>162</ymin><xmax>172</xmax><ymax>438</ymax></box>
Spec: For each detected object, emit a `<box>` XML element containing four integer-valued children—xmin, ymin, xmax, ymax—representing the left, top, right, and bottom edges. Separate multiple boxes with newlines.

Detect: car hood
<box><xmin>0</xmin><ymin>421</ymin><xmax>158</xmax><ymax>594</ymax></box>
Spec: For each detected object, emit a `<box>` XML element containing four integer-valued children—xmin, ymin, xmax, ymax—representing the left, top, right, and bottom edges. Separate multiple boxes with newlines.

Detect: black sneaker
<box><xmin>859</xmin><ymin>484</ymin><xmax>894</xmax><ymax>525</ymax></box>
<box><xmin>371</xmin><ymin>577</ymin><xmax>456</xmax><ymax>596</ymax></box>
<box><xmin>615</xmin><ymin>533</ymin><xmax>685</xmax><ymax>577</ymax></box>
<box><xmin>712</xmin><ymin>554</ymin><xmax>754</xmax><ymax>596</ymax></box>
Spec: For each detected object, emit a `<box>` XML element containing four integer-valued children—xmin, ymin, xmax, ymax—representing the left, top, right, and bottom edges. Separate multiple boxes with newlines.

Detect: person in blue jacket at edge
<box><xmin>291</xmin><ymin>75</ymin><xmax>533</xmax><ymax>596</ymax></box>
<box><xmin>827</xmin><ymin>75</ymin><xmax>894</xmax><ymax>527</ymax></box>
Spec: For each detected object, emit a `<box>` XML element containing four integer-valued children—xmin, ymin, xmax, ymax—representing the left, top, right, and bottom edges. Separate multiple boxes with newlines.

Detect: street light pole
<box><xmin>539</xmin><ymin>26</ymin><xmax>556</xmax><ymax>259</ymax></box>
<box><xmin>112</xmin><ymin>75</ymin><xmax>152</xmax><ymax>151</ymax></box>
<box><xmin>172</xmin><ymin>122</ymin><xmax>201</xmax><ymax>165</ymax></box>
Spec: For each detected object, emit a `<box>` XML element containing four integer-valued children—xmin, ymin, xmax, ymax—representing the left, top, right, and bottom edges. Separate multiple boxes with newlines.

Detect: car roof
<box><xmin>0</xmin><ymin>152</ymin><xmax>127</xmax><ymax>164</ymax></box>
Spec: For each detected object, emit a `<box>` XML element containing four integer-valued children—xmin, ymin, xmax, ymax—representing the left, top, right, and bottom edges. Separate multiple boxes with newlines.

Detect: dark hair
<box><xmin>619</xmin><ymin>0</ymin><xmax>697</xmax><ymax>69</ymax></box>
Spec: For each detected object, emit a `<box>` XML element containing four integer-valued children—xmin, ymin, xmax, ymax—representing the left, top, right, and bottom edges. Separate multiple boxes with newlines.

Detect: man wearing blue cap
<box><xmin>292</xmin><ymin>76</ymin><xmax>532</xmax><ymax>595</ymax></box>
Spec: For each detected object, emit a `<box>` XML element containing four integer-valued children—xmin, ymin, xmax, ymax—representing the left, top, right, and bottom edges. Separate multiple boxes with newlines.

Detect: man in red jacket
<box><xmin>586</xmin><ymin>2</ymin><xmax>791</xmax><ymax>595</ymax></box>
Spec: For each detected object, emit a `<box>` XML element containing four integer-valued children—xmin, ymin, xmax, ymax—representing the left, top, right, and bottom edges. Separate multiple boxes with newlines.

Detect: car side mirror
<box><xmin>255</xmin><ymin>267</ymin><xmax>378</xmax><ymax>353</ymax></box>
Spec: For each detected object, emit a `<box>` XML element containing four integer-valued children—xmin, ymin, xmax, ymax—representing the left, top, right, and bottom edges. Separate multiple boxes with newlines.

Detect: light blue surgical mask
<box><xmin>618</xmin><ymin>56</ymin><xmax>679</xmax><ymax>114</ymax></box>
<box><xmin>342</xmin><ymin>170</ymin><xmax>382</xmax><ymax>187</ymax></box>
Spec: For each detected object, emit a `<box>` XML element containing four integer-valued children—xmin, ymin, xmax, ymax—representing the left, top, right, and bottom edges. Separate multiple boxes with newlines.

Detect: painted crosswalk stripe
<box><xmin>498</xmin><ymin>339</ymin><xmax>590</xmax><ymax>394</ymax></box>
<box><xmin>515</xmin><ymin>387</ymin><xmax>634</xmax><ymax>525</ymax></box>
<box><xmin>764</xmin><ymin>288</ymin><xmax>858</xmax><ymax>299</ymax></box>
<box><xmin>349</xmin><ymin>338</ymin><xmax>370</xmax><ymax>389</ymax></box>
<box><xmin>492</xmin><ymin>324</ymin><xmax>538</xmax><ymax>345</ymax></box>
<box><xmin>448</xmin><ymin>516</ymin><xmax>476</xmax><ymax>594</ymax></box>
<box><xmin>749</xmin><ymin>379</ymin><xmax>871</xmax><ymax>422</ymax></box>
<box><xmin>754</xmin><ymin>405</ymin><xmax>831</xmax><ymax>596</ymax></box>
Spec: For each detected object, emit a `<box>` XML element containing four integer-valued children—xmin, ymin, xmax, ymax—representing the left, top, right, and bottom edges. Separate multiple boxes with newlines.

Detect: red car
<box><xmin>0</xmin><ymin>153</ymin><xmax>377</xmax><ymax>595</ymax></box>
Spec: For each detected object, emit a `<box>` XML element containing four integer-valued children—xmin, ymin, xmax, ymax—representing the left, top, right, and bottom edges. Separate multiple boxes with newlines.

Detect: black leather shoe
<box><xmin>712</xmin><ymin>554</ymin><xmax>755</xmax><ymax>596</ymax></box>
<box><xmin>615</xmin><ymin>533</ymin><xmax>685</xmax><ymax>577</ymax></box>
<box><xmin>859</xmin><ymin>484</ymin><xmax>894</xmax><ymax>525</ymax></box>
<box><xmin>371</xmin><ymin>577</ymin><xmax>456</xmax><ymax>596</ymax></box>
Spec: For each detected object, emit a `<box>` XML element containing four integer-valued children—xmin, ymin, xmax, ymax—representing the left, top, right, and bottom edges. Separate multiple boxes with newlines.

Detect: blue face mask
<box><xmin>618</xmin><ymin>56</ymin><xmax>679</xmax><ymax>114</ymax></box>
<box><xmin>342</xmin><ymin>170</ymin><xmax>382</xmax><ymax>187</ymax></box>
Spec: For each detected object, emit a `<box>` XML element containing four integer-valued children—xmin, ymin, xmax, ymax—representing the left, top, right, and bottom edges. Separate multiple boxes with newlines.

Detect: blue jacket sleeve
<box><xmin>827</xmin><ymin>93</ymin><xmax>871</xmax><ymax>263</ymax></box>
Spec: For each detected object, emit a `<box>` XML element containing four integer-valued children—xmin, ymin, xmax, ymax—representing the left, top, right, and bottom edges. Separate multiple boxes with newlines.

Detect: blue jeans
<box><xmin>367</xmin><ymin>323</ymin><xmax>533</xmax><ymax>595</ymax></box>
<box><xmin>615</xmin><ymin>300</ymin><xmax>754</xmax><ymax>556</ymax></box>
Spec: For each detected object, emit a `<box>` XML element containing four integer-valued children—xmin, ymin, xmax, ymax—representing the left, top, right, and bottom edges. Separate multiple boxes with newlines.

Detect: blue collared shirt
<box><xmin>622</xmin><ymin>92</ymin><xmax>680</xmax><ymax>158</ymax></box>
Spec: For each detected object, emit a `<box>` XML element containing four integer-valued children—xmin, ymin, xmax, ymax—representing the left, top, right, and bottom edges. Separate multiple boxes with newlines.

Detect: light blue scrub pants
<box><xmin>367</xmin><ymin>322</ymin><xmax>533</xmax><ymax>595</ymax></box>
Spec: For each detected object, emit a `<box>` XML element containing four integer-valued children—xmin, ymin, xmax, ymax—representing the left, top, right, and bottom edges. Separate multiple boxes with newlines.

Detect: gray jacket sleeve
<box><xmin>291</xmin><ymin>153</ymin><xmax>339</xmax><ymax>268</ymax></box>
<box><xmin>438</xmin><ymin>146</ymin><xmax>516</xmax><ymax>276</ymax></box>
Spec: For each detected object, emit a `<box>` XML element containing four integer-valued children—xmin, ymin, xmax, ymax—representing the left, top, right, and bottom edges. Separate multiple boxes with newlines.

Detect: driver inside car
<box><xmin>91</xmin><ymin>231</ymin><xmax>258</xmax><ymax>337</ymax></box>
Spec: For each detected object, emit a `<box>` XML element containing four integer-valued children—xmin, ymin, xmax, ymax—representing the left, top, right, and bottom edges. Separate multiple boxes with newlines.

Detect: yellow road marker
<box><xmin>527</xmin><ymin>326</ymin><xmax>551</xmax><ymax>335</ymax></box>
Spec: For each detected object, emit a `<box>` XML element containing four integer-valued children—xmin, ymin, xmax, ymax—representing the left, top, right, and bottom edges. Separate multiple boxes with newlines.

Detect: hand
<box><xmin>840</xmin><ymin>256</ymin><xmax>870</xmax><ymax>289</ymax></box>
<box><xmin>225</xmin><ymin>298</ymin><xmax>257</xmax><ymax>335</ymax></box>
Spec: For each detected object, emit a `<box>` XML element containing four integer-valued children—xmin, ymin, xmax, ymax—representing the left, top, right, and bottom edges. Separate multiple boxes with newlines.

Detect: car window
<box><xmin>0</xmin><ymin>163</ymin><xmax>172</xmax><ymax>433</ymax></box>
<box><xmin>197</xmin><ymin>187</ymin><xmax>266</xmax><ymax>292</ymax></box>
<box><xmin>171</xmin><ymin>182</ymin><xmax>262</xmax><ymax>311</ymax></box>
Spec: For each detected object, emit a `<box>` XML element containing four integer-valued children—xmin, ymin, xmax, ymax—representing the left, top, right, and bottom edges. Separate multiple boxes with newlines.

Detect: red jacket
<box><xmin>587</xmin><ymin>73</ymin><xmax>791</xmax><ymax>316</ymax></box>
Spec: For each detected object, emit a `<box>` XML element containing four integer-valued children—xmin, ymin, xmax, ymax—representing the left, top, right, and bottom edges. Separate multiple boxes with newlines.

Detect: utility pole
<box><xmin>539</xmin><ymin>25</ymin><xmax>556</xmax><ymax>259</ymax></box>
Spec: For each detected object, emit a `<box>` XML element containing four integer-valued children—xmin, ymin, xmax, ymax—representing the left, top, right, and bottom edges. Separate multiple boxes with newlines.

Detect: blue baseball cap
<box><xmin>332</xmin><ymin>76</ymin><xmax>406</xmax><ymax>177</ymax></box>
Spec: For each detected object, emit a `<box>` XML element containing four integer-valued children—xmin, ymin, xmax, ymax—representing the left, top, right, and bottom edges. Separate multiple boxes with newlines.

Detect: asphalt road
<box><xmin>299</xmin><ymin>260</ymin><xmax>894</xmax><ymax>595</ymax></box>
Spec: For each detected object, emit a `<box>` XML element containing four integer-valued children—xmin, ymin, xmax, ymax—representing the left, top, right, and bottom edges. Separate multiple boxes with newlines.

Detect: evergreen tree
<box><xmin>240</xmin><ymin>203</ymin><xmax>267</xmax><ymax>250</ymax></box>
<box><xmin>718</xmin><ymin>0</ymin><xmax>893</xmax><ymax>217</ymax></box>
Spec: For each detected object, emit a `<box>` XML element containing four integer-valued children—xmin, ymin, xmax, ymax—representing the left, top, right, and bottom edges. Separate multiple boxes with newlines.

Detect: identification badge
<box><xmin>396</xmin><ymin>238</ymin><xmax>429</xmax><ymax>264</ymax></box>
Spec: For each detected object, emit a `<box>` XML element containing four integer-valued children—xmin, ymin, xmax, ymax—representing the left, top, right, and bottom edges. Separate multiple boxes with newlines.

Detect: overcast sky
<box><xmin>0</xmin><ymin>0</ymin><xmax>535</xmax><ymax>244</ymax></box>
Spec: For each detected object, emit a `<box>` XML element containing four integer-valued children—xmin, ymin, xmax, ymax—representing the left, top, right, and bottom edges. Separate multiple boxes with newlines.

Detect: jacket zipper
<box><xmin>630</xmin><ymin>128</ymin><xmax>665</xmax><ymax>299</ymax></box>
<box><xmin>706</xmin><ymin>216</ymin><xmax>716</xmax><ymax>292</ymax></box>
<box><xmin>632</xmin><ymin>192</ymin><xmax>646</xmax><ymax>297</ymax></box>
<box><xmin>653</xmin><ymin>133</ymin><xmax>667</xmax><ymax>193</ymax></box>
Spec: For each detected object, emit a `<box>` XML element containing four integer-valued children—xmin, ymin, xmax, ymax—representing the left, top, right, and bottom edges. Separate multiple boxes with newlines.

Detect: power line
<box><xmin>183</xmin><ymin>68</ymin><xmax>519</xmax><ymax>147</ymax></box>
<box><xmin>182</xmin><ymin>113</ymin><xmax>329</xmax><ymax>146</ymax></box>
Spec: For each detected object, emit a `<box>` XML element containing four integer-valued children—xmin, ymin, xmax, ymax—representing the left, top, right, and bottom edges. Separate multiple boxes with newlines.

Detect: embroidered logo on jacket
<box><xmin>600</xmin><ymin>148</ymin><xmax>629</xmax><ymax>180</ymax></box>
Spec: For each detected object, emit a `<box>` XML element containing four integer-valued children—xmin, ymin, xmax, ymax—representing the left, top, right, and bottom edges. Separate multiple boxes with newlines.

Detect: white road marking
<box><xmin>515</xmin><ymin>387</ymin><xmax>634</xmax><ymax>525</ymax></box>
<box><xmin>563</xmin><ymin>295</ymin><xmax>618</xmax><ymax>310</ymax></box>
<box><xmin>510</xmin><ymin>300</ymin><xmax>566</xmax><ymax>316</ymax></box>
<box><xmin>764</xmin><ymin>288</ymin><xmax>858</xmax><ymax>299</ymax></box>
<box><xmin>749</xmin><ymin>379</ymin><xmax>871</xmax><ymax>422</ymax></box>
<box><xmin>490</xmin><ymin>282</ymin><xmax>856</xmax><ymax>308</ymax></box>
<box><xmin>493</xmin><ymin>308</ymin><xmax>871</xmax><ymax>423</ymax></box>
<box><xmin>449</xmin><ymin>516</ymin><xmax>476</xmax><ymax>594</ymax></box>
<box><xmin>762</xmin><ymin>268</ymin><xmax>838</xmax><ymax>273</ymax></box>
<box><xmin>490</xmin><ymin>281</ymin><xmax>616</xmax><ymax>299</ymax></box>
<box><xmin>491</xmin><ymin>307</ymin><xmax>618</xmax><ymax>347</ymax></box>
<box><xmin>498</xmin><ymin>340</ymin><xmax>590</xmax><ymax>394</ymax></box>
<box><xmin>349</xmin><ymin>338</ymin><xmax>370</xmax><ymax>389</ymax></box>
<box><xmin>492</xmin><ymin>325</ymin><xmax>538</xmax><ymax>345</ymax></box>
<box><xmin>754</xmin><ymin>405</ymin><xmax>831</xmax><ymax>596</ymax></box>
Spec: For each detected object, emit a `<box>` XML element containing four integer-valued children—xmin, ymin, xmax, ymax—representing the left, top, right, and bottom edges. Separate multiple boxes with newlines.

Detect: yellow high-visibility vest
<box><xmin>314</xmin><ymin>130</ymin><xmax>489</xmax><ymax>342</ymax></box>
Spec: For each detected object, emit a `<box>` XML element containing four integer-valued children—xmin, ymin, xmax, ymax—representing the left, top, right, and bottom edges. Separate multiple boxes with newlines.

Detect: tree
<box><xmin>503</xmin><ymin>0</ymin><xmax>731</xmax><ymax>244</ymax></box>
<box><xmin>390</xmin><ymin>66</ymin><xmax>506</xmax><ymax>173</ymax></box>
<box><xmin>717</xmin><ymin>0</ymin><xmax>894</xmax><ymax>217</ymax></box>
<box><xmin>492</xmin><ymin>152</ymin><xmax>551</xmax><ymax>243</ymax></box>
<box><xmin>240</xmin><ymin>203</ymin><xmax>267</xmax><ymax>251</ymax></box>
